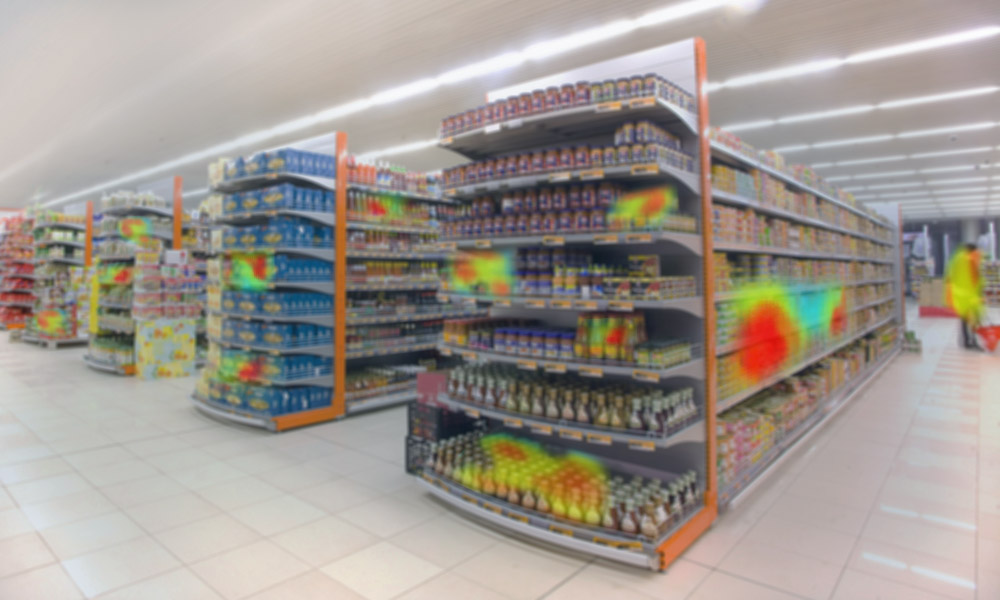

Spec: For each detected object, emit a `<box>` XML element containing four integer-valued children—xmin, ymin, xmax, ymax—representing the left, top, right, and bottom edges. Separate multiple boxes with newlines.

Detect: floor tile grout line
<box><xmin>536</xmin><ymin>557</ymin><xmax>596</xmax><ymax>600</ymax></box>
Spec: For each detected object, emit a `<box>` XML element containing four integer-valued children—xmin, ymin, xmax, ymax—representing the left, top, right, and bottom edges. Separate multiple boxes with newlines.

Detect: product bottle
<box><xmin>628</xmin><ymin>397</ymin><xmax>645</xmax><ymax>430</ymax></box>
<box><xmin>594</xmin><ymin>393</ymin><xmax>611</xmax><ymax>427</ymax></box>
<box><xmin>610</xmin><ymin>395</ymin><xmax>626</xmax><ymax>429</ymax></box>
<box><xmin>561</xmin><ymin>389</ymin><xmax>576</xmax><ymax>421</ymax></box>
<box><xmin>545</xmin><ymin>389</ymin><xmax>561</xmax><ymax>419</ymax></box>
<box><xmin>575</xmin><ymin>391</ymin><xmax>591</xmax><ymax>424</ymax></box>
<box><xmin>619</xmin><ymin>500</ymin><xmax>638</xmax><ymax>534</ymax></box>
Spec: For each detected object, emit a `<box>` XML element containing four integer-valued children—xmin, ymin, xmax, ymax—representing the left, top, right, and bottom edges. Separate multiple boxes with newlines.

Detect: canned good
<box><xmin>644</xmin><ymin>73</ymin><xmax>658</xmax><ymax>97</ymax></box>
<box><xmin>528</xmin><ymin>212</ymin><xmax>542</xmax><ymax>233</ymax></box>
<box><xmin>602</xmin><ymin>80</ymin><xmax>615</xmax><ymax>101</ymax></box>
<box><xmin>493</xmin><ymin>216</ymin><xmax>504</xmax><ymax>236</ymax></box>
<box><xmin>507</xmin><ymin>96</ymin><xmax>519</xmax><ymax>118</ymax></box>
<box><xmin>506</xmin><ymin>155</ymin><xmax>517</xmax><ymax>177</ymax></box>
<box><xmin>483</xmin><ymin>103</ymin><xmax>494</xmax><ymax>124</ymax></box>
<box><xmin>542</xmin><ymin>212</ymin><xmax>558</xmax><ymax>232</ymax></box>
<box><xmin>590</xmin><ymin>148</ymin><xmax>603</xmax><ymax>168</ymax></box>
<box><xmin>518</xmin><ymin>153</ymin><xmax>531</xmax><ymax>174</ymax></box>
<box><xmin>575</xmin><ymin>210</ymin><xmax>590</xmax><ymax>230</ymax></box>
<box><xmin>568</xmin><ymin>186</ymin><xmax>581</xmax><ymax>209</ymax></box>
<box><xmin>630</xmin><ymin>76</ymin><xmax>644</xmax><ymax>98</ymax></box>
<box><xmin>604</xmin><ymin>146</ymin><xmax>617</xmax><ymax>166</ymax></box>
<box><xmin>545</xmin><ymin>149</ymin><xmax>560</xmax><ymax>170</ymax></box>
<box><xmin>632</xmin><ymin>144</ymin><xmax>645</xmax><ymax>163</ymax></box>
<box><xmin>560</xmin><ymin>84</ymin><xmax>575</xmax><ymax>107</ymax></box>
<box><xmin>618</xmin><ymin>122</ymin><xmax>634</xmax><ymax>145</ymax></box>
<box><xmin>581</xmin><ymin>184</ymin><xmax>596</xmax><ymax>208</ymax></box>
<box><xmin>576</xmin><ymin>81</ymin><xmax>590</xmax><ymax>105</ymax></box>
<box><xmin>494</xmin><ymin>157</ymin><xmax>506</xmax><ymax>179</ymax></box>
<box><xmin>504</xmin><ymin>214</ymin><xmax>517</xmax><ymax>234</ymax></box>
<box><xmin>552</xmin><ymin>187</ymin><xmax>567</xmax><ymax>210</ymax></box>
<box><xmin>575</xmin><ymin>146</ymin><xmax>590</xmax><ymax>168</ymax></box>
<box><xmin>557</xmin><ymin>211</ymin><xmax>572</xmax><ymax>231</ymax></box>
<box><xmin>532</xmin><ymin>151</ymin><xmax>545</xmax><ymax>172</ymax></box>
<box><xmin>559</xmin><ymin>147</ymin><xmax>574</xmax><ymax>169</ymax></box>
<box><xmin>591</xmin><ymin>82</ymin><xmax>604</xmax><ymax>103</ymax></box>
<box><xmin>538</xmin><ymin>189</ymin><xmax>552</xmax><ymax>211</ymax></box>
<box><xmin>616</xmin><ymin>78</ymin><xmax>630</xmax><ymax>99</ymax></box>
<box><xmin>516</xmin><ymin>214</ymin><xmax>528</xmax><ymax>233</ymax></box>
<box><xmin>545</xmin><ymin>87</ymin><xmax>560</xmax><ymax>110</ymax></box>
<box><xmin>519</xmin><ymin>93</ymin><xmax>532</xmax><ymax>114</ymax></box>
<box><xmin>617</xmin><ymin>146</ymin><xmax>631</xmax><ymax>165</ymax></box>
<box><xmin>532</xmin><ymin>89</ymin><xmax>546</xmax><ymax>112</ymax></box>
<box><xmin>475</xmin><ymin>106</ymin><xmax>485</xmax><ymax>127</ymax></box>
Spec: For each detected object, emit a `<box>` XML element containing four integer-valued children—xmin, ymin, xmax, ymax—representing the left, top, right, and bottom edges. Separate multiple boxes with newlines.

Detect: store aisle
<box><xmin>0</xmin><ymin>316</ymin><xmax>996</xmax><ymax>600</ymax></box>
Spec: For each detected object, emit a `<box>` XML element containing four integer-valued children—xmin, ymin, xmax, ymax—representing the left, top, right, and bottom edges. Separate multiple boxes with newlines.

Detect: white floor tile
<box><xmin>390</xmin><ymin>514</ymin><xmax>497</xmax><ymax>568</ymax></box>
<box><xmin>95</xmin><ymin>569</ymin><xmax>222</xmax><ymax>600</ymax></box>
<box><xmin>336</xmin><ymin>495</ymin><xmax>439</xmax><ymax>538</ymax></box>
<box><xmin>229</xmin><ymin>495</ymin><xmax>326</xmax><ymax>536</ymax></box>
<box><xmin>271</xmin><ymin>515</ymin><xmax>377</xmax><ymax>567</ymax></box>
<box><xmin>40</xmin><ymin>512</ymin><xmax>146</xmax><ymax>560</ymax></box>
<box><xmin>0</xmin><ymin>532</ymin><xmax>56</xmax><ymax>578</ymax></box>
<box><xmin>321</xmin><ymin>541</ymin><xmax>442</xmax><ymax>600</ymax></box>
<box><xmin>452</xmin><ymin>539</ymin><xmax>585</xmax><ymax>600</ymax></box>
<box><xmin>717</xmin><ymin>538</ymin><xmax>844</xmax><ymax>599</ymax></box>
<box><xmin>61</xmin><ymin>536</ymin><xmax>180</xmax><ymax>598</ymax></box>
<box><xmin>0</xmin><ymin>564</ymin><xmax>84</xmax><ymax>600</ymax></box>
<box><xmin>190</xmin><ymin>540</ymin><xmax>309</xmax><ymax>600</ymax></box>
<box><xmin>125</xmin><ymin>493</ymin><xmax>220</xmax><ymax>533</ymax></box>
<box><xmin>688</xmin><ymin>571</ymin><xmax>814</xmax><ymax>600</ymax></box>
<box><xmin>244</xmin><ymin>571</ymin><xmax>365</xmax><ymax>600</ymax></box>
<box><xmin>21</xmin><ymin>490</ymin><xmax>118</xmax><ymax>531</ymax></box>
<box><xmin>194</xmin><ymin>477</ymin><xmax>284</xmax><ymax>511</ymax></box>
<box><xmin>99</xmin><ymin>475</ymin><xmax>187</xmax><ymax>508</ymax></box>
<box><xmin>154</xmin><ymin>515</ymin><xmax>260</xmax><ymax>564</ymax></box>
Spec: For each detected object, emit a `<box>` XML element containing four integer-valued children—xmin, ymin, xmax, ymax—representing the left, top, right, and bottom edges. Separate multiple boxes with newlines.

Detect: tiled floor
<box><xmin>0</xmin><ymin>308</ymin><xmax>996</xmax><ymax>599</ymax></box>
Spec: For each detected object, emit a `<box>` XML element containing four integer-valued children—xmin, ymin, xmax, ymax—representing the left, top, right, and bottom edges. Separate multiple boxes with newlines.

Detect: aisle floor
<box><xmin>0</xmin><ymin>312</ymin><xmax>996</xmax><ymax>599</ymax></box>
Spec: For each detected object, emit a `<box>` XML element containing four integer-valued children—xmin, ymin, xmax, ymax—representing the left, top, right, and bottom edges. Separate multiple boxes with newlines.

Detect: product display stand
<box><xmin>22</xmin><ymin>206</ymin><xmax>91</xmax><ymax>348</ymax></box>
<box><xmin>409</xmin><ymin>40</ymin><xmax>717</xmax><ymax>571</ymax></box>
<box><xmin>0</xmin><ymin>214</ymin><xmax>35</xmax><ymax>330</ymax></box>
<box><xmin>709</xmin><ymin>130</ymin><xmax>903</xmax><ymax>508</ymax></box>
<box><xmin>84</xmin><ymin>177</ymin><xmax>191</xmax><ymax>375</ymax></box>
<box><xmin>193</xmin><ymin>133</ymin><xmax>468</xmax><ymax>431</ymax></box>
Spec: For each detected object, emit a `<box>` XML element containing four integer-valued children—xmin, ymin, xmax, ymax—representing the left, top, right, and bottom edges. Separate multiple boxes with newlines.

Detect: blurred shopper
<box><xmin>946</xmin><ymin>243</ymin><xmax>984</xmax><ymax>349</ymax></box>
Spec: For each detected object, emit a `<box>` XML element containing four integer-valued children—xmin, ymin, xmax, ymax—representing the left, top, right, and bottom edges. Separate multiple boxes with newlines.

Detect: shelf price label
<box><xmin>482</xmin><ymin>502</ymin><xmax>503</xmax><ymax>514</ymax></box>
<box><xmin>494</xmin><ymin>299</ymin><xmax>512</xmax><ymax>307</ymax></box>
<box><xmin>625</xmin><ymin>233</ymin><xmax>653</xmax><ymax>244</ymax></box>
<box><xmin>543</xmin><ymin>363</ymin><xmax>567</xmax><ymax>374</ymax></box>
<box><xmin>460</xmin><ymin>494</ymin><xmax>479</xmax><ymax>505</ymax></box>
<box><xmin>438</xmin><ymin>242</ymin><xmax>457</xmax><ymax>251</ymax></box>
<box><xmin>594</xmin><ymin>234</ymin><xmax>619</xmax><ymax>245</ymax></box>
<box><xmin>503</xmin><ymin>417</ymin><xmax>523</xmax><ymax>428</ymax></box>
<box><xmin>628</xmin><ymin>440</ymin><xmax>657</xmax><ymax>452</ymax></box>
<box><xmin>516</xmin><ymin>360</ymin><xmax>537</xmax><ymax>371</ymax></box>
<box><xmin>439</xmin><ymin>346</ymin><xmax>452</xmax><ymax>356</ymax></box>
<box><xmin>631</xmin><ymin>164</ymin><xmax>660</xmax><ymax>176</ymax></box>
<box><xmin>549</xmin><ymin>299</ymin><xmax>572</xmax><ymax>309</ymax></box>
<box><xmin>608</xmin><ymin>300</ymin><xmax>633</xmax><ymax>312</ymax></box>
<box><xmin>596</xmin><ymin>101</ymin><xmax>623</xmax><ymax>112</ymax></box>
<box><xmin>549</xmin><ymin>525</ymin><xmax>575</xmax><ymax>537</ymax></box>
<box><xmin>436</xmin><ymin>293</ymin><xmax>449</xmax><ymax>302</ymax></box>
<box><xmin>633</xmin><ymin>369</ymin><xmax>660</xmax><ymax>383</ymax></box>
<box><xmin>629</xmin><ymin>97</ymin><xmax>656</xmax><ymax>108</ymax></box>
<box><xmin>484</xmin><ymin>123</ymin><xmax>501</xmax><ymax>134</ymax></box>
<box><xmin>558</xmin><ymin>428</ymin><xmax>584</xmax><ymax>441</ymax></box>
<box><xmin>575</xmin><ymin>300</ymin><xmax>599</xmax><ymax>311</ymax></box>
<box><xmin>548</xmin><ymin>172</ymin><xmax>572</xmax><ymax>183</ymax></box>
<box><xmin>506</xmin><ymin>118</ymin><xmax>524</xmax><ymax>130</ymax></box>
<box><xmin>461</xmin><ymin>351</ymin><xmax>478</xmax><ymax>361</ymax></box>
<box><xmin>474</xmin><ymin>240</ymin><xmax>492</xmax><ymax>248</ymax></box>
<box><xmin>440</xmin><ymin>136</ymin><xmax>454</xmax><ymax>145</ymax></box>
<box><xmin>508</xmin><ymin>513</ymin><xmax>529</xmax><ymax>524</ymax></box>
<box><xmin>530</xmin><ymin>424</ymin><xmax>553</xmax><ymax>435</ymax></box>
<box><xmin>542</xmin><ymin>235</ymin><xmax>565</xmax><ymax>246</ymax></box>
<box><xmin>525</xmin><ymin>299</ymin><xmax>546</xmax><ymax>309</ymax></box>
<box><xmin>579</xmin><ymin>366</ymin><xmax>603</xmax><ymax>378</ymax></box>
<box><xmin>579</xmin><ymin>169</ymin><xmax>605</xmax><ymax>180</ymax></box>
<box><xmin>464</xmin><ymin>408</ymin><xmax>481</xmax><ymax>418</ymax></box>
<box><xmin>586</xmin><ymin>433</ymin><xmax>612</xmax><ymax>446</ymax></box>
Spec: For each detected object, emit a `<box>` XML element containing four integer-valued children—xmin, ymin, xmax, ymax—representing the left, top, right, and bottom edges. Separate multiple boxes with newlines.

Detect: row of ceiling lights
<box><xmin>35</xmin><ymin>4</ymin><xmax>1000</xmax><ymax>207</ymax></box>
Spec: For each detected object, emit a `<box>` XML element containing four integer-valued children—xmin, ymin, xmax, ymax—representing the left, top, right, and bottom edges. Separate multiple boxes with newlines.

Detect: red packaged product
<box><xmin>532</xmin><ymin>90</ymin><xmax>545</xmax><ymax>112</ymax></box>
<box><xmin>507</xmin><ymin>96</ymin><xmax>519</xmax><ymax>118</ymax></box>
<box><xmin>576</xmin><ymin>81</ymin><xmax>590</xmax><ymax>105</ymax></box>
<box><xmin>575</xmin><ymin>145</ymin><xmax>590</xmax><ymax>168</ymax></box>
<box><xmin>545</xmin><ymin>87</ymin><xmax>560</xmax><ymax>110</ymax></box>
<box><xmin>519</xmin><ymin>93</ymin><xmax>532</xmax><ymax>114</ymax></box>
<box><xmin>559</xmin><ymin>147</ymin><xmax>574</xmax><ymax>169</ymax></box>
<box><xmin>524</xmin><ymin>189</ymin><xmax>538</xmax><ymax>212</ymax></box>
<box><xmin>560</xmin><ymin>84</ymin><xmax>574</xmax><ymax>106</ymax></box>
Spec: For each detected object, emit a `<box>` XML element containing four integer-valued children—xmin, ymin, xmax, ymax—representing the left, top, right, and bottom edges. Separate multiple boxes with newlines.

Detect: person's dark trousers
<box><xmin>961</xmin><ymin>318</ymin><xmax>978</xmax><ymax>348</ymax></box>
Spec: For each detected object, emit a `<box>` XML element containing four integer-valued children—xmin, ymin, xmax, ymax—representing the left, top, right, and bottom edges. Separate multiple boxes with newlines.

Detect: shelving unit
<box><xmin>85</xmin><ymin>181</ymin><xmax>198</xmax><ymax>376</ymax></box>
<box><xmin>194</xmin><ymin>135</ymin><xmax>461</xmax><ymax>431</ymax></box>
<box><xmin>409</xmin><ymin>40</ymin><xmax>717</xmax><ymax>571</ymax></box>
<box><xmin>0</xmin><ymin>214</ymin><xmax>35</xmax><ymax>330</ymax></box>
<box><xmin>23</xmin><ymin>208</ymin><xmax>91</xmax><ymax>347</ymax></box>
<box><xmin>709</xmin><ymin>128</ymin><xmax>903</xmax><ymax>509</ymax></box>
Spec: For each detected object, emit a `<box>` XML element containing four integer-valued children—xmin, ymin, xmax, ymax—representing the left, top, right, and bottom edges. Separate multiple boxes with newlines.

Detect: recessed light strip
<box><xmin>773</xmin><ymin>122</ymin><xmax>998</xmax><ymax>154</ymax></box>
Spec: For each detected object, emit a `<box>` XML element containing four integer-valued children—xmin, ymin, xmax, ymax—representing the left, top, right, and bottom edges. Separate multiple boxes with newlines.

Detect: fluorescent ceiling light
<box><xmin>878</xmin><ymin>191</ymin><xmax>933</xmax><ymax>198</ymax></box>
<box><xmin>725</xmin><ymin>119</ymin><xmax>775</xmax><ymax>132</ymax></box>
<box><xmin>919</xmin><ymin>165</ymin><xmax>978</xmax><ymax>174</ymax></box>
<box><xmin>897</xmin><ymin>122</ymin><xmax>997</xmax><ymax>139</ymax></box>
<box><xmin>811</xmin><ymin>162</ymin><xmax>834</xmax><ymax>168</ymax></box>
<box><xmin>910</xmin><ymin>146</ymin><xmax>994</xmax><ymax>159</ymax></box>
<box><xmin>866</xmin><ymin>182</ymin><xmax>923</xmax><ymax>190</ymax></box>
<box><xmin>878</xmin><ymin>86</ymin><xmax>999</xmax><ymax>109</ymax></box>
<box><xmin>812</xmin><ymin>135</ymin><xmax>893</xmax><ymax>149</ymax></box>
<box><xmin>932</xmin><ymin>187</ymin><xmax>989</xmax><ymax>195</ymax></box>
<box><xmin>42</xmin><ymin>0</ymin><xmax>731</xmax><ymax>208</ymax></box>
<box><xmin>845</xmin><ymin>26</ymin><xmax>1000</xmax><ymax>64</ymax></box>
<box><xmin>853</xmin><ymin>170</ymin><xmax>916</xmax><ymax>180</ymax></box>
<box><xmin>773</xmin><ymin>144</ymin><xmax>810</xmax><ymax>153</ymax></box>
<box><xmin>710</xmin><ymin>26</ymin><xmax>1000</xmax><ymax>91</ymax></box>
<box><xmin>721</xmin><ymin>58</ymin><xmax>842</xmax><ymax>89</ymax></box>
<box><xmin>825</xmin><ymin>175</ymin><xmax>852</xmax><ymax>182</ymax></box>
<box><xmin>835</xmin><ymin>155</ymin><xmax>907</xmax><ymax>167</ymax></box>
<box><xmin>778</xmin><ymin>105</ymin><xmax>873</xmax><ymax>124</ymax></box>
<box><xmin>721</xmin><ymin>86</ymin><xmax>999</xmax><ymax>132</ymax></box>
<box><xmin>928</xmin><ymin>177</ymin><xmax>990</xmax><ymax>185</ymax></box>
<box><xmin>355</xmin><ymin>138</ymin><xmax>439</xmax><ymax>161</ymax></box>
<box><xmin>183</xmin><ymin>187</ymin><xmax>209</xmax><ymax>198</ymax></box>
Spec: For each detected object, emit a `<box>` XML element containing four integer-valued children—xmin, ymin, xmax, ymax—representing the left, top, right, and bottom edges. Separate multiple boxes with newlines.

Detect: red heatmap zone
<box><xmin>830</xmin><ymin>303</ymin><xmax>847</xmax><ymax>337</ymax></box>
<box><xmin>737</xmin><ymin>302</ymin><xmax>794</xmax><ymax>381</ymax></box>
<box><xmin>494</xmin><ymin>441</ymin><xmax>528</xmax><ymax>461</ymax></box>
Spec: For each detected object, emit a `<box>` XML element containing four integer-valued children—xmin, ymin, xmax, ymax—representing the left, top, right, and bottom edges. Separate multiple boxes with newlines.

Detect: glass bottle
<box><xmin>610</xmin><ymin>395</ymin><xmax>626</xmax><ymax>429</ymax></box>
<box><xmin>594</xmin><ymin>393</ymin><xmax>611</xmax><ymax>427</ymax></box>
<box><xmin>628</xmin><ymin>397</ymin><xmax>644</xmax><ymax>430</ymax></box>
<box><xmin>575</xmin><ymin>390</ymin><xmax>590</xmax><ymax>424</ymax></box>
<box><xmin>619</xmin><ymin>500</ymin><xmax>638</xmax><ymax>534</ymax></box>
<box><xmin>560</xmin><ymin>389</ymin><xmax>575</xmax><ymax>421</ymax></box>
<box><xmin>545</xmin><ymin>388</ymin><xmax>561</xmax><ymax>419</ymax></box>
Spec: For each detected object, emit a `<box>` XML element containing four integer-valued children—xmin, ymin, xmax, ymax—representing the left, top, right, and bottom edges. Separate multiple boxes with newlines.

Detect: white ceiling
<box><xmin>1</xmin><ymin>0</ymin><xmax>998</xmax><ymax>222</ymax></box>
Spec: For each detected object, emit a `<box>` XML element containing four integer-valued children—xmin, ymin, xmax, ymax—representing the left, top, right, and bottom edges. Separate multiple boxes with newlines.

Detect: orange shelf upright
<box><xmin>172</xmin><ymin>175</ymin><xmax>183</xmax><ymax>250</ymax></box>
<box><xmin>331</xmin><ymin>131</ymin><xmax>349</xmax><ymax>420</ymax></box>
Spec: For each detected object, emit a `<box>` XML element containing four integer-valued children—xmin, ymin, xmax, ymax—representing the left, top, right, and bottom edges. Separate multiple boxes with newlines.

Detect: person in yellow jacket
<box><xmin>946</xmin><ymin>243</ymin><xmax>984</xmax><ymax>349</ymax></box>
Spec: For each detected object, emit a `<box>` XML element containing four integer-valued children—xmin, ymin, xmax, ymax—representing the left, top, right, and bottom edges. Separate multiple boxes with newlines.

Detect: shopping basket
<box><xmin>977</xmin><ymin>323</ymin><xmax>1000</xmax><ymax>352</ymax></box>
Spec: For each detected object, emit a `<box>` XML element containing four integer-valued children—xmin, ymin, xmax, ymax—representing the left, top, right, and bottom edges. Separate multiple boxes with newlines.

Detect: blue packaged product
<box><xmin>222</xmin><ymin>226</ymin><xmax>240</xmax><ymax>249</ymax></box>
<box><xmin>220</xmin><ymin>319</ymin><xmax>237</xmax><ymax>342</ymax></box>
<box><xmin>241</xmin><ymin>190</ymin><xmax>261</xmax><ymax>213</ymax></box>
<box><xmin>221</xmin><ymin>291</ymin><xmax>236</xmax><ymax>313</ymax></box>
<box><xmin>225</xmin><ymin>158</ymin><xmax>243</xmax><ymax>181</ymax></box>
<box><xmin>237</xmin><ymin>226</ymin><xmax>259</xmax><ymax>248</ymax></box>
<box><xmin>260</xmin><ymin>184</ymin><xmax>289</xmax><ymax>210</ymax></box>
<box><xmin>244</xmin><ymin>152</ymin><xmax>267</xmax><ymax>176</ymax></box>
<box><xmin>222</xmin><ymin>194</ymin><xmax>242</xmax><ymax>215</ymax></box>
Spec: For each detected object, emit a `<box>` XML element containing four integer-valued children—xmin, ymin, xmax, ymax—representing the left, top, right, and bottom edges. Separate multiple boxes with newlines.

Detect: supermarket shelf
<box><xmin>439</xmin><ymin>343</ymin><xmax>704</xmax><ymax>383</ymax></box>
<box><xmin>98</xmin><ymin>301</ymin><xmax>132</xmax><ymax>310</ymax></box>
<box><xmin>220</xmin><ymin>279</ymin><xmax>335</xmax><ymax>294</ymax></box>
<box><xmin>346</xmin><ymin>248</ymin><xmax>447</xmax><ymax>260</ymax></box>
<box><xmin>258</xmin><ymin>373</ymin><xmax>334</xmax><ymax>387</ymax></box>
<box><xmin>36</xmin><ymin>257</ymin><xmax>84</xmax><ymax>266</ymax></box>
<box><xmin>4</xmin><ymin>273</ymin><xmax>36</xmax><ymax>280</ymax></box>
<box><xmin>347</xmin><ymin>340</ymin><xmax>439</xmax><ymax>359</ymax></box>
<box><xmin>710</xmin><ymin>141</ymin><xmax>891</xmax><ymax>230</ymax></box>
<box><xmin>94</xmin><ymin>230</ymin><xmax>172</xmax><ymax>242</ymax></box>
<box><xmin>95</xmin><ymin>254</ymin><xmax>136</xmax><ymax>262</ymax></box>
<box><xmin>715</xmin><ymin>315</ymin><xmax>897</xmax><ymax>414</ymax></box>
<box><xmin>720</xmin><ymin>345</ymin><xmax>899</xmax><ymax>509</ymax></box>
<box><xmin>441</xmin><ymin>95</ymin><xmax>698</xmax><ymax>160</ymax></box>
<box><xmin>714</xmin><ymin>241</ymin><xmax>894</xmax><ymax>264</ymax></box>
<box><xmin>441</xmin><ymin>231</ymin><xmax>702</xmax><ymax>255</ymax></box>
<box><xmin>413</xmin><ymin>471</ymin><xmax>696</xmax><ymax>570</ymax></box>
<box><xmin>221</xmin><ymin>247</ymin><xmax>334</xmax><ymax>261</ymax></box>
<box><xmin>347</xmin><ymin>281</ymin><xmax>439</xmax><ymax>292</ymax></box>
<box><xmin>97</xmin><ymin>322</ymin><xmax>135</xmax><ymax>335</ymax></box>
<box><xmin>0</xmin><ymin>287</ymin><xmax>33</xmax><ymax>294</ymax></box>
<box><xmin>9</xmin><ymin>258</ymin><xmax>35</xmax><ymax>265</ymax></box>
<box><xmin>34</xmin><ymin>221</ymin><xmax>86</xmax><ymax>232</ymax></box>
<box><xmin>347</xmin><ymin>182</ymin><xmax>446</xmax><ymax>203</ymax></box>
<box><xmin>438</xmin><ymin>292</ymin><xmax>704</xmax><ymax>318</ymax></box>
<box><xmin>445</xmin><ymin>162</ymin><xmax>700</xmax><ymax>198</ymax></box>
<box><xmin>99</xmin><ymin>205</ymin><xmax>174</xmax><ymax>218</ymax></box>
<box><xmin>212</xmin><ymin>310</ymin><xmax>334</xmax><ymax>327</ymax></box>
<box><xmin>83</xmin><ymin>354</ymin><xmax>133</xmax><ymax>375</ymax></box>
<box><xmin>345</xmin><ymin>220</ymin><xmax>438</xmax><ymax>235</ymax></box>
<box><xmin>22</xmin><ymin>335</ymin><xmax>88</xmax><ymax>349</ymax></box>
<box><xmin>36</xmin><ymin>240</ymin><xmax>86</xmax><ymax>249</ymax></box>
<box><xmin>213</xmin><ymin>172</ymin><xmax>337</xmax><ymax>194</ymax></box>
<box><xmin>345</xmin><ymin>387</ymin><xmax>418</xmax><ymax>415</ymax></box>
<box><xmin>216</xmin><ymin>209</ymin><xmax>335</xmax><ymax>228</ymax></box>
<box><xmin>712</xmin><ymin>189</ymin><xmax>893</xmax><ymax>246</ymax></box>
<box><xmin>347</xmin><ymin>308</ymin><xmax>486</xmax><ymax>326</ymax></box>
<box><xmin>0</xmin><ymin>301</ymin><xmax>33</xmax><ymax>308</ymax></box>
<box><xmin>209</xmin><ymin>336</ymin><xmax>334</xmax><ymax>357</ymax></box>
<box><xmin>714</xmin><ymin>278</ymin><xmax>895</xmax><ymax>302</ymax></box>
<box><xmin>434</xmin><ymin>393</ymin><xmax>703</xmax><ymax>451</ymax></box>
<box><xmin>191</xmin><ymin>393</ymin><xmax>277</xmax><ymax>431</ymax></box>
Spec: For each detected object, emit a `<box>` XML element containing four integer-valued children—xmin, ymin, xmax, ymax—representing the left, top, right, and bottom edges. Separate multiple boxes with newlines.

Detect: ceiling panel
<box><xmin>0</xmin><ymin>0</ymin><xmax>998</xmax><ymax>222</ymax></box>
